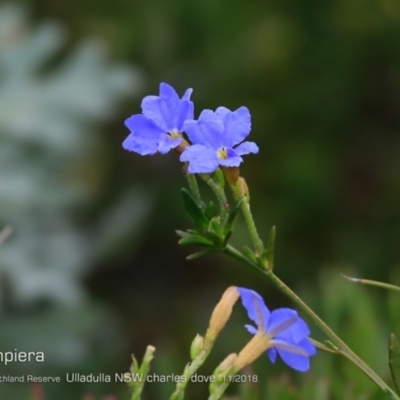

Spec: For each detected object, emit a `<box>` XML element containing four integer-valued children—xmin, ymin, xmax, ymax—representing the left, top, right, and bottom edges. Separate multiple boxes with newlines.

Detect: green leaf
<box><xmin>176</xmin><ymin>230</ymin><xmax>189</xmax><ymax>238</ymax></box>
<box><xmin>223</xmin><ymin>200</ymin><xmax>242</xmax><ymax>234</ymax></box>
<box><xmin>178</xmin><ymin>234</ymin><xmax>214</xmax><ymax>247</ymax></box>
<box><xmin>187</xmin><ymin>229</ymin><xmax>201</xmax><ymax>235</ymax></box>
<box><xmin>187</xmin><ymin>249</ymin><xmax>215</xmax><ymax>260</ymax></box>
<box><xmin>181</xmin><ymin>188</ymin><xmax>209</xmax><ymax>230</ymax></box>
<box><xmin>242</xmin><ymin>246</ymin><xmax>258</xmax><ymax>264</ymax></box>
<box><xmin>205</xmin><ymin>201</ymin><xmax>218</xmax><ymax>220</ymax></box>
<box><xmin>389</xmin><ymin>333</ymin><xmax>400</xmax><ymax>395</ymax></box>
<box><xmin>209</xmin><ymin>217</ymin><xmax>223</xmax><ymax>239</ymax></box>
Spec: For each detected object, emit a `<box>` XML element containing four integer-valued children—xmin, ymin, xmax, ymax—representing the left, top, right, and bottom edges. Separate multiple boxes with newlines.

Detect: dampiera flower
<box><xmin>236</xmin><ymin>287</ymin><xmax>316</xmax><ymax>372</ymax></box>
<box><xmin>123</xmin><ymin>83</ymin><xmax>194</xmax><ymax>155</ymax></box>
<box><xmin>180</xmin><ymin>107</ymin><xmax>259</xmax><ymax>173</ymax></box>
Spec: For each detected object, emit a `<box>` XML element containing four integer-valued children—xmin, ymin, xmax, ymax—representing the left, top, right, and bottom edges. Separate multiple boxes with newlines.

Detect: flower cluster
<box><xmin>123</xmin><ymin>83</ymin><xmax>259</xmax><ymax>173</ymax></box>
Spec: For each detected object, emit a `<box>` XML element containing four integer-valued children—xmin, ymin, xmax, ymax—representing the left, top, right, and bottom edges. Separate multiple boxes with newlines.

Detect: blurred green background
<box><xmin>1</xmin><ymin>0</ymin><xmax>400</xmax><ymax>399</ymax></box>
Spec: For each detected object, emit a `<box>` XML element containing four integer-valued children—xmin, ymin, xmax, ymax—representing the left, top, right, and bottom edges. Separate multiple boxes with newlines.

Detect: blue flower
<box><xmin>238</xmin><ymin>287</ymin><xmax>316</xmax><ymax>372</ymax></box>
<box><xmin>123</xmin><ymin>83</ymin><xmax>194</xmax><ymax>155</ymax></box>
<box><xmin>180</xmin><ymin>107</ymin><xmax>259</xmax><ymax>173</ymax></box>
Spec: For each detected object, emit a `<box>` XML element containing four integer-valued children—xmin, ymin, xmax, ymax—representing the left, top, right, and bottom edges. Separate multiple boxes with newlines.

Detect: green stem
<box><xmin>223</xmin><ymin>244</ymin><xmax>264</xmax><ymax>276</ymax></box>
<box><xmin>208</xmin><ymin>378</ymin><xmax>231</xmax><ymax>400</ymax></box>
<box><xmin>239</xmin><ymin>199</ymin><xmax>264</xmax><ymax>255</ymax></box>
<box><xmin>130</xmin><ymin>345</ymin><xmax>155</xmax><ymax>400</ymax></box>
<box><xmin>223</xmin><ymin>244</ymin><xmax>399</xmax><ymax>399</ymax></box>
<box><xmin>200</xmin><ymin>174</ymin><xmax>229</xmax><ymax>224</ymax></box>
<box><xmin>228</xmin><ymin>179</ymin><xmax>264</xmax><ymax>255</ymax></box>
<box><xmin>186</xmin><ymin>172</ymin><xmax>201</xmax><ymax>204</ymax></box>
<box><xmin>170</xmin><ymin>345</ymin><xmax>212</xmax><ymax>400</ymax></box>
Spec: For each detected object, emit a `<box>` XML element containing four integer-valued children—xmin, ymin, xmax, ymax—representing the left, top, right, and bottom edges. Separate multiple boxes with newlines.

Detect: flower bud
<box><xmin>222</xmin><ymin>166</ymin><xmax>240</xmax><ymax>185</ymax></box>
<box><xmin>190</xmin><ymin>334</ymin><xmax>204</xmax><ymax>360</ymax></box>
<box><xmin>215</xmin><ymin>353</ymin><xmax>238</xmax><ymax>375</ymax></box>
<box><xmin>205</xmin><ymin>286</ymin><xmax>239</xmax><ymax>345</ymax></box>
<box><xmin>237</xmin><ymin>177</ymin><xmax>249</xmax><ymax>199</ymax></box>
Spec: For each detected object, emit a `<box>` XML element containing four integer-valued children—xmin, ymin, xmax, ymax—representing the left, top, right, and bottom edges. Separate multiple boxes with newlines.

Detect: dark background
<box><xmin>1</xmin><ymin>0</ymin><xmax>400</xmax><ymax>399</ymax></box>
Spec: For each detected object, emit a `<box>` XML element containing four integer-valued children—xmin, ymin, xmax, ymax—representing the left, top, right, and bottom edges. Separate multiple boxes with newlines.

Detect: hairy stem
<box><xmin>228</xmin><ymin>178</ymin><xmax>264</xmax><ymax>255</ymax></box>
<box><xmin>200</xmin><ymin>174</ymin><xmax>229</xmax><ymax>224</ymax></box>
<box><xmin>185</xmin><ymin>172</ymin><xmax>201</xmax><ymax>204</ymax></box>
<box><xmin>170</xmin><ymin>345</ymin><xmax>212</xmax><ymax>400</ymax></box>
<box><xmin>239</xmin><ymin>199</ymin><xmax>264</xmax><ymax>255</ymax></box>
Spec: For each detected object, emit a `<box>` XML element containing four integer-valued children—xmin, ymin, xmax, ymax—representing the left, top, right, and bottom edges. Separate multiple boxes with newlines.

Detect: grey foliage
<box><xmin>0</xmin><ymin>3</ymin><xmax>151</xmax><ymax>372</ymax></box>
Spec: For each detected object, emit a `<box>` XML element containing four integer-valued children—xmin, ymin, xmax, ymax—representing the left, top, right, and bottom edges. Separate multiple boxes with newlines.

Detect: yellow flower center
<box><xmin>217</xmin><ymin>147</ymin><xmax>228</xmax><ymax>160</ymax></box>
<box><xmin>168</xmin><ymin>129</ymin><xmax>181</xmax><ymax>139</ymax></box>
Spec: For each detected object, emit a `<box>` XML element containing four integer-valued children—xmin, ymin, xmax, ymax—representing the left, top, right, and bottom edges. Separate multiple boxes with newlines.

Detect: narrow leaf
<box><xmin>205</xmin><ymin>201</ymin><xmax>218</xmax><ymax>220</ymax></box>
<box><xmin>223</xmin><ymin>200</ymin><xmax>242</xmax><ymax>234</ymax></box>
<box><xmin>181</xmin><ymin>188</ymin><xmax>209</xmax><ymax>230</ymax></box>
<box><xmin>187</xmin><ymin>249</ymin><xmax>215</xmax><ymax>260</ymax></box>
<box><xmin>242</xmin><ymin>246</ymin><xmax>258</xmax><ymax>264</ymax></box>
<box><xmin>176</xmin><ymin>230</ymin><xmax>189</xmax><ymax>238</ymax></box>
<box><xmin>178</xmin><ymin>234</ymin><xmax>214</xmax><ymax>247</ymax></box>
<box><xmin>210</xmin><ymin>217</ymin><xmax>223</xmax><ymax>240</ymax></box>
<box><xmin>341</xmin><ymin>274</ymin><xmax>400</xmax><ymax>293</ymax></box>
<box><xmin>389</xmin><ymin>333</ymin><xmax>400</xmax><ymax>395</ymax></box>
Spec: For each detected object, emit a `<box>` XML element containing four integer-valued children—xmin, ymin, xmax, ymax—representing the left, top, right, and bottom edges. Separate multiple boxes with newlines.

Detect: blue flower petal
<box><xmin>123</xmin><ymin>134</ymin><xmax>158</xmax><ymax>155</ymax></box>
<box><xmin>219</xmin><ymin>150</ymin><xmax>243</xmax><ymax>167</ymax></box>
<box><xmin>216</xmin><ymin>106</ymin><xmax>251</xmax><ymax>147</ymax></box>
<box><xmin>214</xmin><ymin>106</ymin><xmax>231</xmax><ymax>119</ymax></box>
<box><xmin>141</xmin><ymin>83</ymin><xmax>193</xmax><ymax>133</ymax></box>
<box><xmin>244</xmin><ymin>324</ymin><xmax>258</xmax><ymax>335</ymax></box>
<box><xmin>158</xmin><ymin>135</ymin><xmax>182</xmax><ymax>154</ymax></box>
<box><xmin>180</xmin><ymin>145</ymin><xmax>219</xmax><ymax>173</ymax></box>
<box><xmin>267</xmin><ymin>348</ymin><xmax>278</xmax><ymax>364</ymax></box>
<box><xmin>141</xmin><ymin>96</ymin><xmax>174</xmax><ymax>132</ymax></box>
<box><xmin>174</xmin><ymin>99</ymin><xmax>194</xmax><ymax>131</ymax></box>
<box><xmin>182</xmin><ymin>88</ymin><xmax>193</xmax><ymax>101</ymax></box>
<box><xmin>159</xmin><ymin>83</ymin><xmax>180</xmax><ymax>122</ymax></box>
<box><xmin>184</xmin><ymin>110</ymin><xmax>225</xmax><ymax>149</ymax></box>
<box><xmin>268</xmin><ymin>309</ymin><xmax>310</xmax><ymax>344</ymax></box>
<box><xmin>235</xmin><ymin>141</ymin><xmax>259</xmax><ymax>156</ymax></box>
<box><xmin>271</xmin><ymin>337</ymin><xmax>314</xmax><ymax>371</ymax></box>
<box><xmin>123</xmin><ymin>115</ymin><xmax>163</xmax><ymax>155</ymax></box>
<box><xmin>159</xmin><ymin>82</ymin><xmax>180</xmax><ymax>103</ymax></box>
<box><xmin>275</xmin><ymin>347</ymin><xmax>311</xmax><ymax>372</ymax></box>
<box><xmin>238</xmin><ymin>287</ymin><xmax>270</xmax><ymax>331</ymax></box>
<box><xmin>298</xmin><ymin>338</ymin><xmax>317</xmax><ymax>356</ymax></box>
<box><xmin>267</xmin><ymin>309</ymin><xmax>298</xmax><ymax>338</ymax></box>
